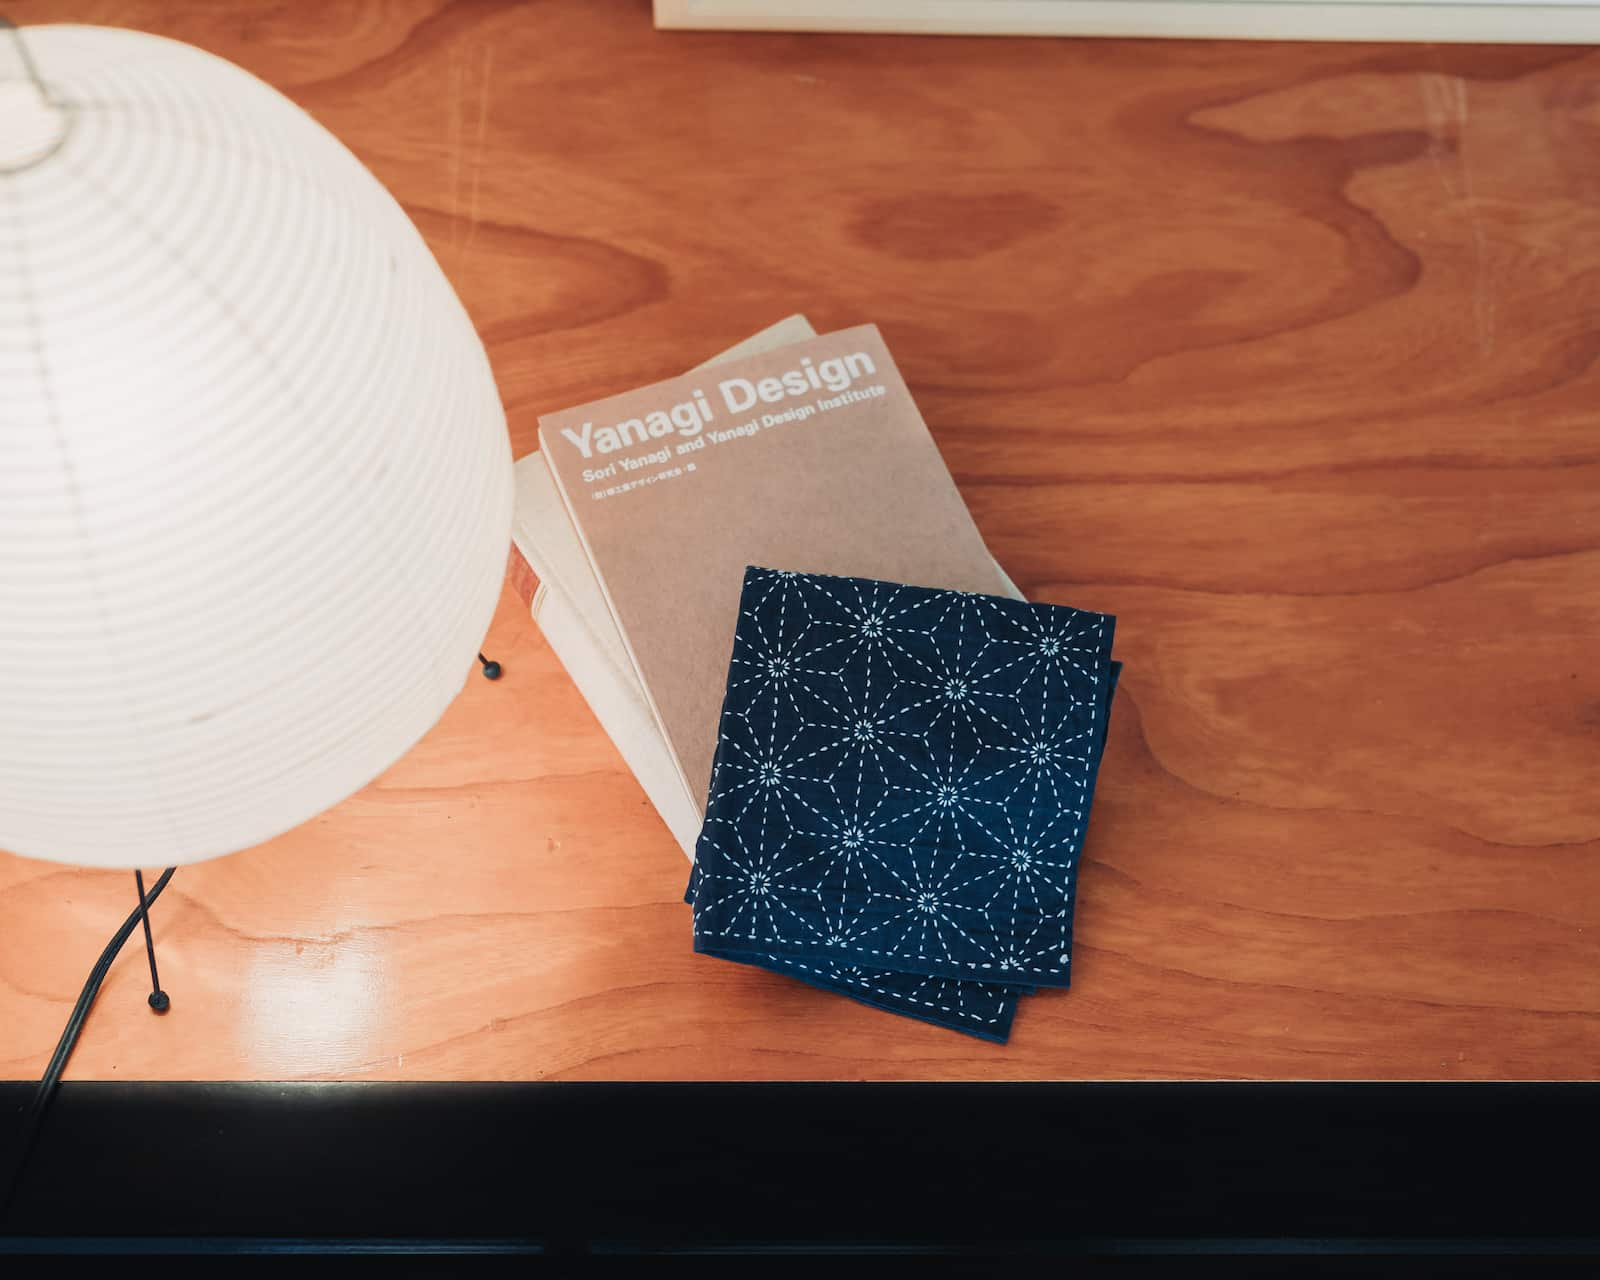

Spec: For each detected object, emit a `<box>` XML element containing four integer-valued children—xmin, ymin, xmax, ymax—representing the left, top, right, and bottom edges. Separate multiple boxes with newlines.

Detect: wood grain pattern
<box><xmin>2</xmin><ymin>0</ymin><xmax>1596</xmax><ymax>1080</ymax></box>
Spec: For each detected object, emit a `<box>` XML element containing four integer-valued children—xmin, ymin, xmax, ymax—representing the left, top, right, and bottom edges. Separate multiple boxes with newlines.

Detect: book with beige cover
<box><xmin>537</xmin><ymin>322</ymin><xmax>1015</xmax><ymax>821</ymax></box>
<box><xmin>510</xmin><ymin>318</ymin><xmax>1020</xmax><ymax>859</ymax></box>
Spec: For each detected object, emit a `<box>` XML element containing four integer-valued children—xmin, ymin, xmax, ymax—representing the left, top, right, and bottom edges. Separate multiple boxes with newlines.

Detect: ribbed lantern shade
<box><xmin>0</xmin><ymin>26</ymin><xmax>514</xmax><ymax>868</ymax></box>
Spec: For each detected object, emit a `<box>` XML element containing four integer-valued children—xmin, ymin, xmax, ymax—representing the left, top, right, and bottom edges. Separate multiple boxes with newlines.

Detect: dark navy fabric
<box><xmin>686</xmin><ymin>567</ymin><xmax>1119</xmax><ymax>1041</ymax></box>
<box><xmin>686</xmin><ymin>666</ymin><xmax>1119</xmax><ymax>1043</ymax></box>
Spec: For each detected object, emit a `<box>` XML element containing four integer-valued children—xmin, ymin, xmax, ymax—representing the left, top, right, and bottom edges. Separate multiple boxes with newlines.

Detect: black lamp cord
<box><xmin>0</xmin><ymin>866</ymin><xmax>177</xmax><ymax>1226</ymax></box>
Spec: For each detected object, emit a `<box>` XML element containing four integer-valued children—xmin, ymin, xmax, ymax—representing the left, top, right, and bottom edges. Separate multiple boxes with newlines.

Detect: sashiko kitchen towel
<box><xmin>686</xmin><ymin>567</ymin><xmax>1119</xmax><ymax>1042</ymax></box>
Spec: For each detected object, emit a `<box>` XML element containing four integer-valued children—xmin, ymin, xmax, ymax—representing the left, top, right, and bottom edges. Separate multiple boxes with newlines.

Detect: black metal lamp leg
<box><xmin>133</xmin><ymin>868</ymin><xmax>170</xmax><ymax>1014</ymax></box>
<box><xmin>477</xmin><ymin>651</ymin><xmax>502</xmax><ymax>680</ymax></box>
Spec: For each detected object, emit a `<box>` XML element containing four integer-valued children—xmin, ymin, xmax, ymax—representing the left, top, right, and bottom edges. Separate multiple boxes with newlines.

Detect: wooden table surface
<box><xmin>2</xmin><ymin>1</ymin><xmax>1597</xmax><ymax>1082</ymax></box>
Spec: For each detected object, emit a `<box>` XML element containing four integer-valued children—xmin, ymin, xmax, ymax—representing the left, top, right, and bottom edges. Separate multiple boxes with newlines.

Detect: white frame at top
<box><xmin>654</xmin><ymin>0</ymin><xmax>1598</xmax><ymax>44</ymax></box>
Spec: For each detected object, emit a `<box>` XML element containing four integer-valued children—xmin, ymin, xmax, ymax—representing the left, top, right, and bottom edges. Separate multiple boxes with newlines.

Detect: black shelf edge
<box><xmin>3</xmin><ymin>1081</ymin><xmax>1597</xmax><ymax>1257</ymax></box>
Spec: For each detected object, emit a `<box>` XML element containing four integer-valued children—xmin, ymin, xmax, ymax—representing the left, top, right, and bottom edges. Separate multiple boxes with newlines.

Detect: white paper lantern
<box><xmin>0</xmin><ymin>25</ymin><xmax>514</xmax><ymax>868</ymax></box>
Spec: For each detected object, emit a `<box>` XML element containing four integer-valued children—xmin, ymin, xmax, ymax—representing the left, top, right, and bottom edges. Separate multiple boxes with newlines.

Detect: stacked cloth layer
<box><xmin>687</xmin><ymin>567</ymin><xmax>1120</xmax><ymax>1042</ymax></box>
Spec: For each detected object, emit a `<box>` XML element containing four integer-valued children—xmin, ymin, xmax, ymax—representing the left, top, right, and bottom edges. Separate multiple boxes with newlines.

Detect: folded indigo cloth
<box><xmin>687</xmin><ymin>660</ymin><xmax>1119</xmax><ymax>1043</ymax></box>
<box><xmin>687</xmin><ymin>567</ymin><xmax>1120</xmax><ymax>1040</ymax></box>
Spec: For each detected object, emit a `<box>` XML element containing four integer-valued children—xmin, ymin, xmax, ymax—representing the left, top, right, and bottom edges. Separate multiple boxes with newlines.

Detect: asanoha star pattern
<box><xmin>688</xmin><ymin>568</ymin><xmax>1118</xmax><ymax>1040</ymax></box>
